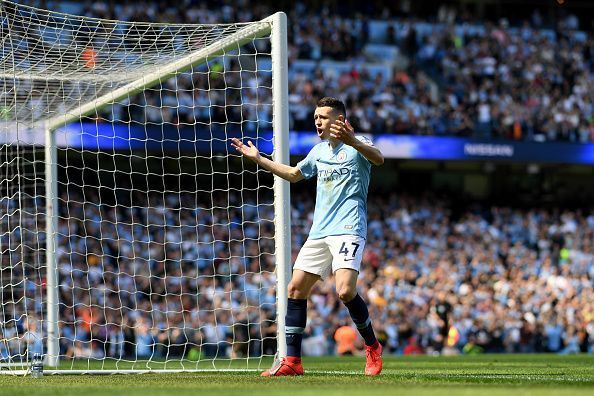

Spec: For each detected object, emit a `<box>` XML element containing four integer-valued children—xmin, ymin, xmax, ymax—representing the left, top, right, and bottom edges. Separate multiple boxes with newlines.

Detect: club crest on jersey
<box><xmin>337</xmin><ymin>150</ymin><xmax>347</xmax><ymax>162</ymax></box>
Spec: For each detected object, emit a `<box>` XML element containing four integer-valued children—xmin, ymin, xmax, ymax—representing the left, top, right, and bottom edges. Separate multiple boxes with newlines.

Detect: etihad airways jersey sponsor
<box><xmin>297</xmin><ymin>136</ymin><xmax>372</xmax><ymax>239</ymax></box>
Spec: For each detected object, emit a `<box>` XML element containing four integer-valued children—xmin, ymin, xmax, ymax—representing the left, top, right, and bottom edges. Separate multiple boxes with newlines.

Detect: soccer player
<box><xmin>230</xmin><ymin>97</ymin><xmax>384</xmax><ymax>376</ymax></box>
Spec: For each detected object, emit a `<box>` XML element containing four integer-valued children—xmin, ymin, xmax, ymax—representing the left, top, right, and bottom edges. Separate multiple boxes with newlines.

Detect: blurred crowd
<box><xmin>14</xmin><ymin>0</ymin><xmax>594</xmax><ymax>142</ymax></box>
<box><xmin>412</xmin><ymin>19</ymin><xmax>594</xmax><ymax>142</ymax></box>
<box><xmin>2</xmin><ymin>0</ymin><xmax>594</xmax><ymax>363</ymax></box>
<box><xmin>1</xmin><ymin>188</ymin><xmax>280</xmax><ymax>360</ymax></box>
<box><xmin>2</xmin><ymin>188</ymin><xmax>594</xmax><ymax>359</ymax></box>
<box><xmin>298</xmin><ymin>193</ymin><xmax>594</xmax><ymax>356</ymax></box>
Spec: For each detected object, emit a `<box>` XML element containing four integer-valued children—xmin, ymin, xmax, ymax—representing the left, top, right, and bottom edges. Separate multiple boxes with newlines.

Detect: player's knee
<box><xmin>337</xmin><ymin>286</ymin><xmax>356</xmax><ymax>302</ymax></box>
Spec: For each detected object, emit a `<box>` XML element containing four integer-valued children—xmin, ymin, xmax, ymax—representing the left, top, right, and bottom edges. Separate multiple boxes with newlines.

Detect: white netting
<box><xmin>0</xmin><ymin>0</ymin><xmax>283</xmax><ymax>373</ymax></box>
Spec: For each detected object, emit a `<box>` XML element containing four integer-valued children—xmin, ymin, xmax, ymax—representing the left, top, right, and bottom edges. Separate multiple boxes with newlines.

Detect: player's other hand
<box><xmin>329</xmin><ymin>119</ymin><xmax>356</xmax><ymax>146</ymax></box>
<box><xmin>231</xmin><ymin>138</ymin><xmax>260</xmax><ymax>162</ymax></box>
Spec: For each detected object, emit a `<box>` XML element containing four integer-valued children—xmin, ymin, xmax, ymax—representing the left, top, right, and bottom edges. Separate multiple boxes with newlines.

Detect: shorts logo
<box><xmin>337</xmin><ymin>150</ymin><xmax>347</xmax><ymax>162</ymax></box>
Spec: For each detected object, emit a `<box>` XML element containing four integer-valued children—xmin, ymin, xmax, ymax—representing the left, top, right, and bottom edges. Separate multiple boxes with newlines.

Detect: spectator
<box><xmin>334</xmin><ymin>323</ymin><xmax>359</xmax><ymax>356</ymax></box>
<box><xmin>403</xmin><ymin>336</ymin><xmax>423</xmax><ymax>355</ymax></box>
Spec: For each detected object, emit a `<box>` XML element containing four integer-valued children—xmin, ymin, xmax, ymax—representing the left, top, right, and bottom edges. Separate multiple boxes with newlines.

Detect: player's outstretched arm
<box><xmin>329</xmin><ymin>120</ymin><xmax>384</xmax><ymax>166</ymax></box>
<box><xmin>230</xmin><ymin>138</ymin><xmax>304</xmax><ymax>183</ymax></box>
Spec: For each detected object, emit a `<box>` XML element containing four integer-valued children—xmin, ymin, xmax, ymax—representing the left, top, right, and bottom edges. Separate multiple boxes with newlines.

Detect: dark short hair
<box><xmin>316</xmin><ymin>97</ymin><xmax>346</xmax><ymax>117</ymax></box>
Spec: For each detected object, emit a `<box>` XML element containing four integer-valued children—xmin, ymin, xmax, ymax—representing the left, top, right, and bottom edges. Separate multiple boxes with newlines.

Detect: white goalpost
<box><xmin>0</xmin><ymin>0</ymin><xmax>290</xmax><ymax>374</ymax></box>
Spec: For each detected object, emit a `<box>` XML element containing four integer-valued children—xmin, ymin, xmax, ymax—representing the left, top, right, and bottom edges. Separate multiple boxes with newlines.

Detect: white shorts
<box><xmin>293</xmin><ymin>235</ymin><xmax>366</xmax><ymax>280</ymax></box>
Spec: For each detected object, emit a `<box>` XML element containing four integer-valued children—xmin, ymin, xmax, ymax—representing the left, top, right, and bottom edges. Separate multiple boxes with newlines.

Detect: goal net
<box><xmin>0</xmin><ymin>0</ymin><xmax>290</xmax><ymax>374</ymax></box>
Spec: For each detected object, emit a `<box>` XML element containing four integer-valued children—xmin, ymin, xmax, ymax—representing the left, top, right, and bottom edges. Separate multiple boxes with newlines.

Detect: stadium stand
<box><xmin>3</xmin><ymin>189</ymin><xmax>593</xmax><ymax>357</ymax></box>
<box><xmin>16</xmin><ymin>0</ymin><xmax>594</xmax><ymax>141</ymax></box>
<box><xmin>4</xmin><ymin>0</ymin><xmax>592</xmax><ymax>360</ymax></box>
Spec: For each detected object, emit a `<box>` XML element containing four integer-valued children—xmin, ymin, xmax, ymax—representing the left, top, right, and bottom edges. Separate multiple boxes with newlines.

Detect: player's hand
<box><xmin>329</xmin><ymin>119</ymin><xmax>356</xmax><ymax>146</ymax></box>
<box><xmin>230</xmin><ymin>138</ymin><xmax>261</xmax><ymax>162</ymax></box>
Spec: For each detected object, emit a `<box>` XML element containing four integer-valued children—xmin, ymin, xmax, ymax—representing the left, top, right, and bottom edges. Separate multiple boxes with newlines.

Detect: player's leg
<box><xmin>334</xmin><ymin>268</ymin><xmax>378</xmax><ymax>348</ymax></box>
<box><xmin>262</xmin><ymin>239</ymin><xmax>329</xmax><ymax>377</ymax></box>
<box><xmin>285</xmin><ymin>269</ymin><xmax>320</xmax><ymax>358</ymax></box>
<box><xmin>331</xmin><ymin>236</ymin><xmax>382</xmax><ymax>375</ymax></box>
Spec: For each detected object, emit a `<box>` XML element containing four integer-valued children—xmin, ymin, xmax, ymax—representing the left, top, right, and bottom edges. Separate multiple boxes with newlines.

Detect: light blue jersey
<box><xmin>297</xmin><ymin>136</ymin><xmax>373</xmax><ymax>240</ymax></box>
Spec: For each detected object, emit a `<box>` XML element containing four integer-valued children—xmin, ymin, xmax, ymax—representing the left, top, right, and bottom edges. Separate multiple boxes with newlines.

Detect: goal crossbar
<box><xmin>46</xmin><ymin>19</ymin><xmax>274</xmax><ymax>131</ymax></box>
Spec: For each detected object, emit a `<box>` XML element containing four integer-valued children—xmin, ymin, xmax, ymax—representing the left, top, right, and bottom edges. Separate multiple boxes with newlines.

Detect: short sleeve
<box><xmin>355</xmin><ymin>135</ymin><xmax>374</xmax><ymax>164</ymax></box>
<box><xmin>356</xmin><ymin>135</ymin><xmax>374</xmax><ymax>146</ymax></box>
<box><xmin>296</xmin><ymin>146</ymin><xmax>318</xmax><ymax>179</ymax></box>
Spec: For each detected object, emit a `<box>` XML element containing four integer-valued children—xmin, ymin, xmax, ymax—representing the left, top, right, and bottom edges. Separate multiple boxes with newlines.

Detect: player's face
<box><xmin>314</xmin><ymin>106</ymin><xmax>343</xmax><ymax>139</ymax></box>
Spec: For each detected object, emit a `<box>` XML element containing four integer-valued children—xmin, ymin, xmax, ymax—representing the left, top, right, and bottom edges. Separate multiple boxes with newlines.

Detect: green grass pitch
<box><xmin>2</xmin><ymin>354</ymin><xmax>594</xmax><ymax>395</ymax></box>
